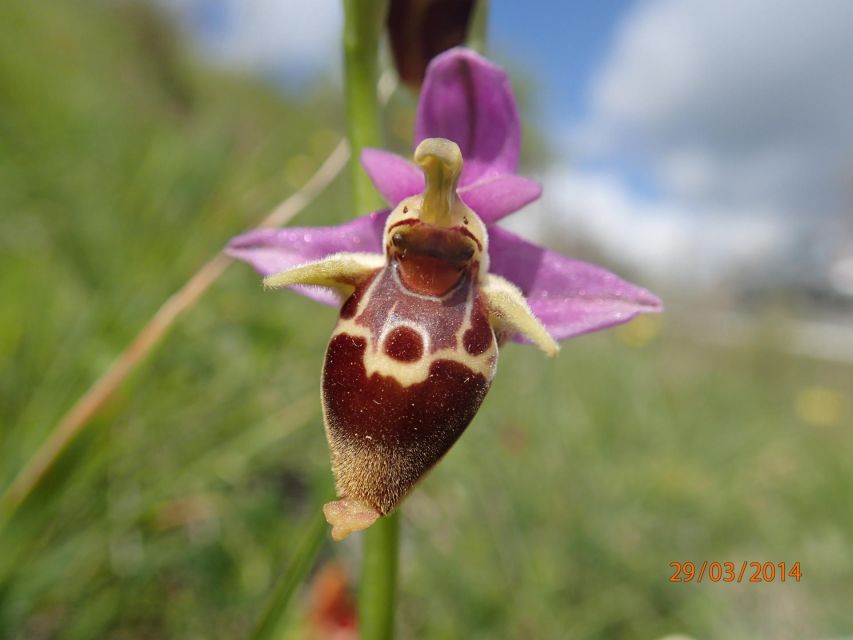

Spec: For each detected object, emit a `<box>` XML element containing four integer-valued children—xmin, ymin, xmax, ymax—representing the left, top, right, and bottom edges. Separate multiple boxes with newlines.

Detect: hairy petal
<box><xmin>416</xmin><ymin>47</ymin><xmax>520</xmax><ymax>185</ymax></box>
<box><xmin>459</xmin><ymin>175</ymin><xmax>542</xmax><ymax>223</ymax></box>
<box><xmin>488</xmin><ymin>227</ymin><xmax>662</xmax><ymax>342</ymax></box>
<box><xmin>226</xmin><ymin>211</ymin><xmax>388</xmax><ymax>305</ymax></box>
<box><xmin>361</xmin><ymin>149</ymin><xmax>424</xmax><ymax>206</ymax></box>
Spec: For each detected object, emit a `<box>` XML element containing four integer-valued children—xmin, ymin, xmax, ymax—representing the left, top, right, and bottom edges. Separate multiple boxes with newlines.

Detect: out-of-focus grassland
<box><xmin>1</xmin><ymin>2</ymin><xmax>851</xmax><ymax>638</ymax></box>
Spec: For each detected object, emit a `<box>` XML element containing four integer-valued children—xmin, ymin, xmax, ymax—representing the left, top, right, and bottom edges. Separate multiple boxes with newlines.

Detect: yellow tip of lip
<box><xmin>322</xmin><ymin>498</ymin><xmax>380</xmax><ymax>541</ymax></box>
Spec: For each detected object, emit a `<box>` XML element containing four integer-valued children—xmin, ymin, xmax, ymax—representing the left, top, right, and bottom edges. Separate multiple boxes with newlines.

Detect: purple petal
<box><xmin>416</xmin><ymin>48</ymin><xmax>521</xmax><ymax>186</ymax></box>
<box><xmin>361</xmin><ymin>149</ymin><xmax>424</xmax><ymax>206</ymax></box>
<box><xmin>226</xmin><ymin>211</ymin><xmax>389</xmax><ymax>305</ymax></box>
<box><xmin>459</xmin><ymin>175</ymin><xmax>542</xmax><ymax>223</ymax></box>
<box><xmin>488</xmin><ymin>227</ymin><xmax>662</xmax><ymax>342</ymax></box>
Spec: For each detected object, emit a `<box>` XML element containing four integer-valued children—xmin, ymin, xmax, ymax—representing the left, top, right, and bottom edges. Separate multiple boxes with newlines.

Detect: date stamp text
<box><xmin>669</xmin><ymin>561</ymin><xmax>802</xmax><ymax>583</ymax></box>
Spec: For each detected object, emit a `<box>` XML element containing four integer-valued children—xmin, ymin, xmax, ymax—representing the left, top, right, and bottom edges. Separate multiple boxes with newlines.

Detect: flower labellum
<box><xmin>263</xmin><ymin>138</ymin><xmax>556</xmax><ymax>539</ymax></box>
<box><xmin>227</xmin><ymin>48</ymin><xmax>662</xmax><ymax>540</ymax></box>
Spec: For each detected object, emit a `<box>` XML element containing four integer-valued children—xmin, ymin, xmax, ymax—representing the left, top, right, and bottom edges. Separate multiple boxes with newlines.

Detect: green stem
<box><xmin>248</xmin><ymin>510</ymin><xmax>328</xmax><ymax>640</ymax></box>
<box><xmin>359</xmin><ymin>511</ymin><xmax>400</xmax><ymax>640</ymax></box>
<box><xmin>467</xmin><ymin>0</ymin><xmax>490</xmax><ymax>54</ymax></box>
<box><xmin>343</xmin><ymin>0</ymin><xmax>387</xmax><ymax>213</ymax></box>
<box><xmin>341</xmin><ymin>1</ymin><xmax>399</xmax><ymax>638</ymax></box>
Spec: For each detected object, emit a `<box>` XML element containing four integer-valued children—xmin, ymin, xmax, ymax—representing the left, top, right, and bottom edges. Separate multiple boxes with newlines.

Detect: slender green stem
<box><xmin>342</xmin><ymin>0</ymin><xmax>387</xmax><ymax>213</ymax></box>
<box><xmin>341</xmin><ymin>0</ymin><xmax>400</xmax><ymax>637</ymax></box>
<box><xmin>359</xmin><ymin>511</ymin><xmax>400</xmax><ymax>640</ymax></box>
<box><xmin>467</xmin><ymin>0</ymin><xmax>490</xmax><ymax>54</ymax></box>
<box><xmin>248</xmin><ymin>510</ymin><xmax>328</xmax><ymax>640</ymax></box>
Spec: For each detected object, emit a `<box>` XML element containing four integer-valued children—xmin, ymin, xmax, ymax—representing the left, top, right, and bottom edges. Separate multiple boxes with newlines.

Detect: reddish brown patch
<box><xmin>389</xmin><ymin>223</ymin><xmax>477</xmax><ymax>297</ymax></box>
<box><xmin>339</xmin><ymin>270</ymin><xmax>379</xmax><ymax>319</ymax></box>
<box><xmin>397</xmin><ymin>254</ymin><xmax>465</xmax><ymax>296</ymax></box>
<box><xmin>324</xmin><ymin>334</ymin><xmax>487</xmax><ymax>446</ymax></box>
<box><xmin>383</xmin><ymin>326</ymin><xmax>424</xmax><ymax>362</ymax></box>
<box><xmin>463</xmin><ymin>295</ymin><xmax>493</xmax><ymax>356</ymax></box>
<box><xmin>322</xmin><ymin>333</ymin><xmax>490</xmax><ymax>512</ymax></box>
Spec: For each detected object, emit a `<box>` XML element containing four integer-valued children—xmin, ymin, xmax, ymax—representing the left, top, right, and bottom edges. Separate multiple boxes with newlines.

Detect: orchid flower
<box><xmin>227</xmin><ymin>48</ymin><xmax>661</xmax><ymax>540</ymax></box>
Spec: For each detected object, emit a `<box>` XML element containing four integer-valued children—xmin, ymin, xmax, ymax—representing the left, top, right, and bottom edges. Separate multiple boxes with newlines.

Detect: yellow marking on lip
<box><xmin>332</xmin><ymin>320</ymin><xmax>496</xmax><ymax>388</ymax></box>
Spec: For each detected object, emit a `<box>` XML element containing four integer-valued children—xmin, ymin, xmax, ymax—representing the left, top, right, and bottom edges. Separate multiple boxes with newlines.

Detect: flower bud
<box><xmin>388</xmin><ymin>0</ymin><xmax>477</xmax><ymax>90</ymax></box>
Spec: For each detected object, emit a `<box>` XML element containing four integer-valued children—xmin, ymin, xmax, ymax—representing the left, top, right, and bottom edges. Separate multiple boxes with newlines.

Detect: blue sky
<box><xmin>490</xmin><ymin>0</ymin><xmax>633</xmax><ymax>126</ymax></box>
<box><xmin>163</xmin><ymin>0</ymin><xmax>853</xmax><ymax>291</ymax></box>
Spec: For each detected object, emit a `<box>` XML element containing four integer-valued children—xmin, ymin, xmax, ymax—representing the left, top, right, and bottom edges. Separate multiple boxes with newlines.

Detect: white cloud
<box><xmin>583</xmin><ymin>0</ymin><xmax>853</xmax><ymax>213</ymax></box>
<box><xmin>162</xmin><ymin>0</ymin><xmax>342</xmax><ymax>83</ymax></box>
<box><xmin>515</xmin><ymin>169</ymin><xmax>793</xmax><ymax>289</ymax></box>
<box><xmin>554</xmin><ymin>0</ymin><xmax>853</xmax><ymax>287</ymax></box>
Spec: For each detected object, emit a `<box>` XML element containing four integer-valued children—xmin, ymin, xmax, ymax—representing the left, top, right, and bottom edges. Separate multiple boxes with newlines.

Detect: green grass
<box><xmin>1</xmin><ymin>2</ymin><xmax>851</xmax><ymax>638</ymax></box>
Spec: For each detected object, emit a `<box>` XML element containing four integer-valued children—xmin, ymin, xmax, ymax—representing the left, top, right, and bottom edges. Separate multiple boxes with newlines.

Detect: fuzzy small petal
<box><xmin>459</xmin><ymin>175</ymin><xmax>542</xmax><ymax>223</ymax></box>
<box><xmin>488</xmin><ymin>227</ymin><xmax>662</xmax><ymax>342</ymax></box>
<box><xmin>226</xmin><ymin>212</ymin><xmax>388</xmax><ymax>305</ymax></box>
<box><xmin>416</xmin><ymin>48</ymin><xmax>520</xmax><ymax>185</ymax></box>
<box><xmin>360</xmin><ymin>149</ymin><xmax>424</xmax><ymax>206</ymax></box>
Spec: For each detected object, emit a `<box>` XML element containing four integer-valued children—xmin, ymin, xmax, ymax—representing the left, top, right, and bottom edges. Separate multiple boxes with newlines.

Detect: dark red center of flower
<box><xmin>390</xmin><ymin>223</ymin><xmax>476</xmax><ymax>297</ymax></box>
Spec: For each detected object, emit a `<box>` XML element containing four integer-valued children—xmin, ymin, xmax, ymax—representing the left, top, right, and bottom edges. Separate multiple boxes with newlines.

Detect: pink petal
<box><xmin>360</xmin><ymin>149</ymin><xmax>424</xmax><ymax>207</ymax></box>
<box><xmin>459</xmin><ymin>175</ymin><xmax>542</xmax><ymax>223</ymax></box>
<box><xmin>416</xmin><ymin>48</ymin><xmax>521</xmax><ymax>186</ymax></box>
<box><xmin>488</xmin><ymin>227</ymin><xmax>662</xmax><ymax>342</ymax></box>
<box><xmin>226</xmin><ymin>211</ymin><xmax>388</xmax><ymax>305</ymax></box>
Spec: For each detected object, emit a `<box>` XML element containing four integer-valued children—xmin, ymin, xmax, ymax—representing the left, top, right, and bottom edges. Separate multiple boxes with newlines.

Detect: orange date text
<box><xmin>669</xmin><ymin>561</ymin><xmax>802</xmax><ymax>583</ymax></box>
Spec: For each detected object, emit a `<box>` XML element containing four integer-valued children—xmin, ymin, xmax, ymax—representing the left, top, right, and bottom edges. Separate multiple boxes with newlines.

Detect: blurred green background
<box><xmin>1</xmin><ymin>1</ymin><xmax>851</xmax><ymax>638</ymax></box>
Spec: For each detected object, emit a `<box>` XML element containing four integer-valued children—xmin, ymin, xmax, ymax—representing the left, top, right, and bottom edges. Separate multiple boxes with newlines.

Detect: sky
<box><xmin>162</xmin><ymin>0</ymin><xmax>853</xmax><ymax>293</ymax></box>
